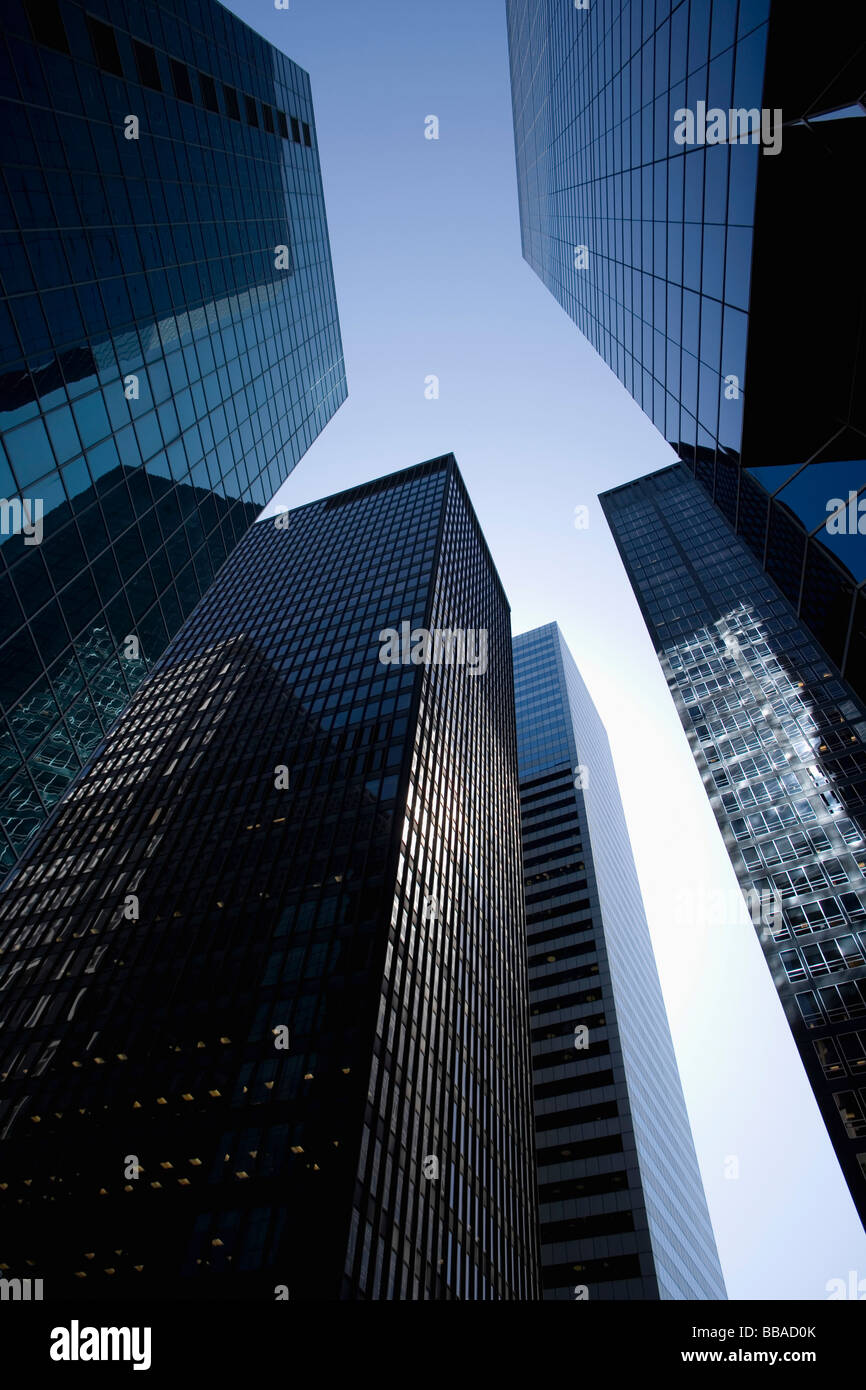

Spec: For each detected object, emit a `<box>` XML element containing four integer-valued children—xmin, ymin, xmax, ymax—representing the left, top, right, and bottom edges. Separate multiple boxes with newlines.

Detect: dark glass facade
<box><xmin>514</xmin><ymin>622</ymin><xmax>725</xmax><ymax>1299</ymax></box>
<box><xmin>0</xmin><ymin>0</ymin><xmax>347</xmax><ymax>869</ymax></box>
<box><xmin>601</xmin><ymin>465</ymin><xmax>866</xmax><ymax>1231</ymax></box>
<box><xmin>0</xmin><ymin>454</ymin><xmax>540</xmax><ymax>1300</ymax></box>
<box><xmin>506</xmin><ymin>0</ymin><xmax>865</xmax><ymax>695</ymax></box>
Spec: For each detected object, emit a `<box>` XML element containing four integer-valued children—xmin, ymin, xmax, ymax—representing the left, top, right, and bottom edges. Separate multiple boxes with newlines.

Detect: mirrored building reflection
<box><xmin>601</xmin><ymin>465</ymin><xmax>866</xmax><ymax>1231</ymax></box>
<box><xmin>506</xmin><ymin>0</ymin><xmax>865</xmax><ymax>694</ymax></box>
<box><xmin>514</xmin><ymin>622</ymin><xmax>725</xmax><ymax>1299</ymax></box>
<box><xmin>0</xmin><ymin>0</ymin><xmax>347</xmax><ymax>868</ymax></box>
<box><xmin>0</xmin><ymin>455</ymin><xmax>540</xmax><ymax>1300</ymax></box>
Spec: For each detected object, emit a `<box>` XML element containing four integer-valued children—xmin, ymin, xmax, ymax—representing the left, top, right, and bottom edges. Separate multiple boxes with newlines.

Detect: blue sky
<box><xmin>225</xmin><ymin>0</ymin><xmax>866</xmax><ymax>1298</ymax></box>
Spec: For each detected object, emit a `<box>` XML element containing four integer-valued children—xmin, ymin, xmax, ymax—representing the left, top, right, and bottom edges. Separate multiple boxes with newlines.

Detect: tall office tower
<box><xmin>601</xmin><ymin>465</ymin><xmax>866</xmax><ymax>1231</ymax></box>
<box><xmin>0</xmin><ymin>0</ymin><xmax>346</xmax><ymax>869</ymax></box>
<box><xmin>0</xmin><ymin>454</ymin><xmax>540</xmax><ymax>1301</ymax></box>
<box><xmin>506</xmin><ymin>0</ymin><xmax>866</xmax><ymax>696</ymax></box>
<box><xmin>513</xmin><ymin>622</ymin><xmax>725</xmax><ymax>1300</ymax></box>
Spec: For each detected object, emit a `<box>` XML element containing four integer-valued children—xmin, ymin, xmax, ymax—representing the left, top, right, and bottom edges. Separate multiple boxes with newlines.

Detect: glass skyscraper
<box><xmin>0</xmin><ymin>454</ymin><xmax>540</xmax><ymax>1300</ymax></box>
<box><xmin>601</xmin><ymin>465</ymin><xmax>866</xmax><ymax>1232</ymax></box>
<box><xmin>514</xmin><ymin>622</ymin><xmax>725</xmax><ymax>1299</ymax></box>
<box><xmin>0</xmin><ymin>0</ymin><xmax>346</xmax><ymax>869</ymax></box>
<box><xmin>506</xmin><ymin>0</ymin><xmax>865</xmax><ymax>696</ymax></box>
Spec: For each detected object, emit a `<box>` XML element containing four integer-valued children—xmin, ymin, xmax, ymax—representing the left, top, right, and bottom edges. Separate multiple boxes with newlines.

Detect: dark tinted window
<box><xmin>302</xmin><ymin>122</ymin><xmax>312</xmax><ymax>147</ymax></box>
<box><xmin>87</xmin><ymin>16</ymin><xmax>122</xmax><ymax>76</ymax></box>
<box><xmin>24</xmin><ymin>0</ymin><xmax>68</xmax><ymax>52</ymax></box>
<box><xmin>198</xmin><ymin>71</ymin><xmax>219</xmax><ymax>112</ymax></box>
<box><xmin>290</xmin><ymin>116</ymin><xmax>301</xmax><ymax>143</ymax></box>
<box><xmin>262</xmin><ymin>104</ymin><xmax>275</xmax><ymax>133</ymax></box>
<box><xmin>170</xmin><ymin>58</ymin><xmax>194</xmax><ymax>103</ymax></box>
<box><xmin>133</xmin><ymin>41</ymin><xmax>162</xmax><ymax>91</ymax></box>
<box><xmin>276</xmin><ymin>110</ymin><xmax>289</xmax><ymax>139</ymax></box>
<box><xmin>244</xmin><ymin>94</ymin><xmax>259</xmax><ymax>127</ymax></box>
<box><xmin>222</xmin><ymin>84</ymin><xmax>241</xmax><ymax>120</ymax></box>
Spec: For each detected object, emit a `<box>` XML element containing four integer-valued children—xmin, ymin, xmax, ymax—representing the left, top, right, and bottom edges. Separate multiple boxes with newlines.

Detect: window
<box><xmin>833</xmin><ymin>1090</ymin><xmax>866</xmax><ymax>1139</ymax></box>
<box><xmin>291</xmin><ymin>116</ymin><xmax>302</xmax><ymax>143</ymax></box>
<box><xmin>199</xmin><ymin>71</ymin><xmax>219</xmax><ymax>112</ymax></box>
<box><xmin>842</xmin><ymin>892</ymin><xmax>866</xmax><ymax>922</ymax></box>
<box><xmin>814</xmin><ymin>1036</ymin><xmax>844</xmax><ymax>1079</ymax></box>
<box><xmin>262</xmin><ymin>104</ymin><xmax>275</xmax><ymax>133</ymax></box>
<box><xmin>24</xmin><ymin>0</ymin><xmax>68</xmax><ymax>52</ymax></box>
<box><xmin>838</xmin><ymin>818</ymin><xmax>864</xmax><ymax>848</ymax></box>
<box><xmin>170</xmin><ymin>59</ymin><xmax>194</xmax><ymax>104</ymax></box>
<box><xmin>276</xmin><ymin>110</ymin><xmax>289</xmax><ymax>139</ymax></box>
<box><xmin>87</xmin><ymin>16</ymin><xmax>122</xmax><ymax>75</ymax></box>
<box><xmin>802</xmin><ymin>940</ymin><xmax>846</xmax><ymax>976</ymax></box>
<box><xmin>302</xmin><ymin>121</ymin><xmax>312</xmax><ymax>147</ymax></box>
<box><xmin>838</xmin><ymin>935</ymin><xmax>866</xmax><ymax>968</ymax></box>
<box><xmin>795</xmin><ymin>990</ymin><xmax>823</xmax><ymax>1027</ymax></box>
<box><xmin>244</xmin><ymin>95</ymin><xmax>259</xmax><ymax>127</ymax></box>
<box><xmin>780</xmin><ymin>949</ymin><xmax>805</xmax><ymax>982</ymax></box>
<box><xmin>223</xmin><ymin>84</ymin><xmax>241</xmax><ymax>121</ymax></box>
<box><xmin>133</xmin><ymin>40</ymin><xmax>162</xmax><ymax>91</ymax></box>
<box><xmin>838</xmin><ymin>1031</ymin><xmax>866</xmax><ymax>1074</ymax></box>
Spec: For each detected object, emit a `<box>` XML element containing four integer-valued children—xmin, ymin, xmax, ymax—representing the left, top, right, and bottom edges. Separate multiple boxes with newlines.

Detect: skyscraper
<box><xmin>506</xmin><ymin>0</ymin><xmax>865</xmax><ymax>695</ymax></box>
<box><xmin>514</xmin><ymin>622</ymin><xmax>725</xmax><ymax>1299</ymax></box>
<box><xmin>0</xmin><ymin>454</ymin><xmax>540</xmax><ymax>1301</ymax></box>
<box><xmin>601</xmin><ymin>465</ymin><xmax>866</xmax><ymax>1231</ymax></box>
<box><xmin>0</xmin><ymin>0</ymin><xmax>347</xmax><ymax>869</ymax></box>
